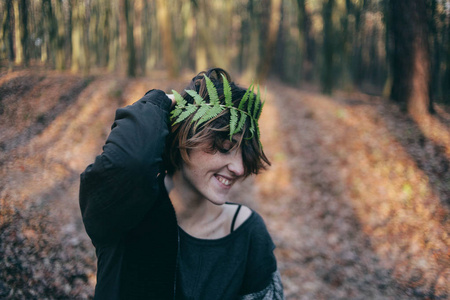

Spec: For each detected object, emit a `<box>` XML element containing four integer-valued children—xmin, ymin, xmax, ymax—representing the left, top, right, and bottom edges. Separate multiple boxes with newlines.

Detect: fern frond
<box><xmin>256</xmin><ymin>86</ymin><xmax>266</xmax><ymax>120</ymax></box>
<box><xmin>173</xmin><ymin>104</ymin><xmax>197</xmax><ymax>124</ymax></box>
<box><xmin>172</xmin><ymin>90</ymin><xmax>186</xmax><ymax>107</ymax></box>
<box><xmin>186</xmin><ymin>89</ymin><xmax>205</xmax><ymax>105</ymax></box>
<box><xmin>247</xmin><ymin>85</ymin><xmax>255</xmax><ymax>115</ymax></box>
<box><xmin>247</xmin><ymin>117</ymin><xmax>255</xmax><ymax>140</ymax></box>
<box><xmin>171</xmin><ymin>108</ymin><xmax>183</xmax><ymax>120</ymax></box>
<box><xmin>198</xmin><ymin>104</ymin><xmax>224</xmax><ymax>125</ymax></box>
<box><xmin>222</xmin><ymin>74</ymin><xmax>232</xmax><ymax>107</ymax></box>
<box><xmin>250</xmin><ymin>118</ymin><xmax>256</xmax><ymax>139</ymax></box>
<box><xmin>253</xmin><ymin>85</ymin><xmax>261</xmax><ymax>119</ymax></box>
<box><xmin>238</xmin><ymin>83</ymin><xmax>252</xmax><ymax>111</ymax></box>
<box><xmin>171</xmin><ymin>76</ymin><xmax>265</xmax><ymax>150</ymax></box>
<box><xmin>229</xmin><ymin>108</ymin><xmax>238</xmax><ymax>139</ymax></box>
<box><xmin>235</xmin><ymin>111</ymin><xmax>247</xmax><ymax>135</ymax></box>
<box><xmin>204</xmin><ymin>75</ymin><xmax>219</xmax><ymax>105</ymax></box>
<box><xmin>256</xmin><ymin>124</ymin><xmax>262</xmax><ymax>149</ymax></box>
<box><xmin>192</xmin><ymin>104</ymin><xmax>210</xmax><ymax>123</ymax></box>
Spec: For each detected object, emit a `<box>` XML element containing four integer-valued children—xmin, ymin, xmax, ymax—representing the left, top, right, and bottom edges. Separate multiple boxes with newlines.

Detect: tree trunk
<box><xmin>108</xmin><ymin>0</ymin><xmax>119</xmax><ymax>72</ymax></box>
<box><xmin>1</xmin><ymin>0</ymin><xmax>15</xmax><ymax>66</ymax></box>
<box><xmin>353</xmin><ymin>0</ymin><xmax>367</xmax><ymax>88</ymax></box>
<box><xmin>125</xmin><ymin>0</ymin><xmax>136</xmax><ymax>77</ymax></box>
<box><xmin>13</xmin><ymin>0</ymin><xmax>23</xmax><ymax>65</ymax></box>
<box><xmin>88</xmin><ymin>1</ymin><xmax>99</xmax><ymax>67</ymax></box>
<box><xmin>258</xmin><ymin>0</ymin><xmax>282</xmax><ymax>81</ymax></box>
<box><xmin>119</xmin><ymin>0</ymin><xmax>136</xmax><ymax>77</ymax></box>
<box><xmin>71</xmin><ymin>0</ymin><xmax>88</xmax><ymax>73</ymax></box>
<box><xmin>191</xmin><ymin>0</ymin><xmax>224</xmax><ymax>73</ymax></box>
<box><xmin>382</xmin><ymin>0</ymin><xmax>392</xmax><ymax>97</ymax></box>
<box><xmin>321</xmin><ymin>0</ymin><xmax>334</xmax><ymax>94</ymax></box>
<box><xmin>13</xmin><ymin>0</ymin><xmax>29</xmax><ymax>66</ymax></box>
<box><xmin>156</xmin><ymin>0</ymin><xmax>177</xmax><ymax>77</ymax></box>
<box><xmin>340</xmin><ymin>0</ymin><xmax>352</xmax><ymax>89</ymax></box>
<box><xmin>134</xmin><ymin>0</ymin><xmax>143</xmax><ymax>75</ymax></box>
<box><xmin>296</xmin><ymin>0</ymin><xmax>314</xmax><ymax>81</ymax></box>
<box><xmin>54</xmin><ymin>0</ymin><xmax>65</xmax><ymax>70</ymax></box>
<box><xmin>428</xmin><ymin>0</ymin><xmax>438</xmax><ymax>113</ymax></box>
<box><xmin>97</xmin><ymin>0</ymin><xmax>110</xmax><ymax>68</ymax></box>
<box><xmin>42</xmin><ymin>0</ymin><xmax>58</xmax><ymax>67</ymax></box>
<box><xmin>243</xmin><ymin>0</ymin><xmax>260</xmax><ymax>79</ymax></box>
<box><xmin>444</xmin><ymin>15</ymin><xmax>450</xmax><ymax>104</ymax></box>
<box><xmin>389</xmin><ymin>0</ymin><xmax>431</xmax><ymax>116</ymax></box>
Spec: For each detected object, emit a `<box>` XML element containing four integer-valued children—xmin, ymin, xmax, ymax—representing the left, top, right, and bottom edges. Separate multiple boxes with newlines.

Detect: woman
<box><xmin>79</xmin><ymin>68</ymin><xmax>284</xmax><ymax>299</ymax></box>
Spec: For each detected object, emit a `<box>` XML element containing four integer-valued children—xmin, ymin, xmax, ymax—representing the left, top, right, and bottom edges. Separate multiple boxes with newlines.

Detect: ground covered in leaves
<box><xmin>0</xmin><ymin>69</ymin><xmax>449</xmax><ymax>299</ymax></box>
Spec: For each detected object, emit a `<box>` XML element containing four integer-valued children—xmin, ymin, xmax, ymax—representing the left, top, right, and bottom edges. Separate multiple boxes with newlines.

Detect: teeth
<box><xmin>217</xmin><ymin>176</ymin><xmax>231</xmax><ymax>186</ymax></box>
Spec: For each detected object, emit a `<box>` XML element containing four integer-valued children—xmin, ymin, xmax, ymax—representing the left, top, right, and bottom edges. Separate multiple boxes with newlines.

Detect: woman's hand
<box><xmin>166</xmin><ymin>94</ymin><xmax>176</xmax><ymax>108</ymax></box>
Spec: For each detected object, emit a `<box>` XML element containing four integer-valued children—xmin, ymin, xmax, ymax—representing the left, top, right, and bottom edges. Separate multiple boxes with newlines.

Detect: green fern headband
<box><xmin>170</xmin><ymin>74</ymin><xmax>265</xmax><ymax>148</ymax></box>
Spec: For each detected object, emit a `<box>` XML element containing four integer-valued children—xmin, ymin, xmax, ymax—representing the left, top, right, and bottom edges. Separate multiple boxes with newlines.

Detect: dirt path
<box><xmin>255</xmin><ymin>83</ymin><xmax>449</xmax><ymax>299</ymax></box>
<box><xmin>0</xmin><ymin>71</ymin><xmax>448</xmax><ymax>299</ymax></box>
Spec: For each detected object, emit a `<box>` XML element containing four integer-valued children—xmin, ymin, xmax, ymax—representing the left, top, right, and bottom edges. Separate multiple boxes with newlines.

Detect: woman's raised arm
<box><xmin>79</xmin><ymin>89</ymin><xmax>172</xmax><ymax>246</ymax></box>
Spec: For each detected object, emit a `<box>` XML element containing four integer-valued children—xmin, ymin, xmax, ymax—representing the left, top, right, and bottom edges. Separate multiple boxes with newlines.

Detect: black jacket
<box><xmin>79</xmin><ymin>90</ymin><xmax>178</xmax><ymax>299</ymax></box>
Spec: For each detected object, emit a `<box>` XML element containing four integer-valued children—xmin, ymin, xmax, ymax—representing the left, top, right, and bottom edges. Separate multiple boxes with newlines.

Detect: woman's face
<box><xmin>178</xmin><ymin>138</ymin><xmax>245</xmax><ymax>205</ymax></box>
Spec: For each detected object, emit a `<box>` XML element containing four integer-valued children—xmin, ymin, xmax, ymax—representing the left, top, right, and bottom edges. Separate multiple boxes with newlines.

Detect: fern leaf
<box><xmin>247</xmin><ymin>117</ymin><xmax>255</xmax><ymax>139</ymax></box>
<box><xmin>256</xmin><ymin>124</ymin><xmax>262</xmax><ymax>149</ymax></box>
<box><xmin>256</xmin><ymin>86</ymin><xmax>266</xmax><ymax>120</ymax></box>
<box><xmin>172</xmin><ymin>90</ymin><xmax>186</xmax><ymax>107</ymax></box>
<box><xmin>198</xmin><ymin>104</ymin><xmax>224</xmax><ymax>126</ymax></box>
<box><xmin>185</xmin><ymin>89</ymin><xmax>205</xmax><ymax>105</ymax></box>
<box><xmin>235</xmin><ymin>111</ymin><xmax>247</xmax><ymax>135</ymax></box>
<box><xmin>221</xmin><ymin>74</ymin><xmax>232</xmax><ymax>107</ymax></box>
<box><xmin>238</xmin><ymin>84</ymin><xmax>252</xmax><ymax>110</ymax></box>
<box><xmin>192</xmin><ymin>104</ymin><xmax>210</xmax><ymax>123</ymax></box>
<box><xmin>253</xmin><ymin>85</ymin><xmax>261</xmax><ymax>119</ymax></box>
<box><xmin>229</xmin><ymin>108</ymin><xmax>238</xmax><ymax>138</ymax></box>
<box><xmin>173</xmin><ymin>104</ymin><xmax>197</xmax><ymax>124</ymax></box>
<box><xmin>204</xmin><ymin>75</ymin><xmax>219</xmax><ymax>105</ymax></box>
<box><xmin>170</xmin><ymin>108</ymin><xmax>183</xmax><ymax>120</ymax></box>
<box><xmin>247</xmin><ymin>85</ymin><xmax>255</xmax><ymax>116</ymax></box>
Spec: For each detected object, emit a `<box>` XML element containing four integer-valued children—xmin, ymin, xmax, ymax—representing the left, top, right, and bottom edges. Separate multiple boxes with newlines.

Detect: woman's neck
<box><xmin>164</xmin><ymin>173</ymin><xmax>223</xmax><ymax>234</ymax></box>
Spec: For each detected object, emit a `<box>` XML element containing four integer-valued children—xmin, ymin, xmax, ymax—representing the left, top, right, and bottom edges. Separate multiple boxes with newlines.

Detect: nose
<box><xmin>228</xmin><ymin>151</ymin><xmax>245</xmax><ymax>177</ymax></box>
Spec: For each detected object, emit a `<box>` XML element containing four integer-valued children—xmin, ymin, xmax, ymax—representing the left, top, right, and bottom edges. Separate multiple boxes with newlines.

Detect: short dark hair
<box><xmin>164</xmin><ymin>68</ymin><xmax>270</xmax><ymax>176</ymax></box>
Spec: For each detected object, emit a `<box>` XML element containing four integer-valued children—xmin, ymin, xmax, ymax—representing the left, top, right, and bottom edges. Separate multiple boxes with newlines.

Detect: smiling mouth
<box><xmin>215</xmin><ymin>175</ymin><xmax>232</xmax><ymax>187</ymax></box>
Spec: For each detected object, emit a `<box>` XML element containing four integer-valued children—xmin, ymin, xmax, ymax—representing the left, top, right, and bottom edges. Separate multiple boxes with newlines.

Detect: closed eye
<box><xmin>218</xmin><ymin>147</ymin><xmax>231</xmax><ymax>153</ymax></box>
<box><xmin>218</xmin><ymin>139</ymin><xmax>237</xmax><ymax>154</ymax></box>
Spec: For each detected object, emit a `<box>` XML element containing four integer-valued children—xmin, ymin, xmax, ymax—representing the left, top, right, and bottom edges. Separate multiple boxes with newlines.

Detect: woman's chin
<box><xmin>205</xmin><ymin>193</ymin><xmax>229</xmax><ymax>206</ymax></box>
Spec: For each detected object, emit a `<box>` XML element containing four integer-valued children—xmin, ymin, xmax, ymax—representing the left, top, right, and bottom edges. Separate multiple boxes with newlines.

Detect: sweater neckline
<box><xmin>177</xmin><ymin>210</ymin><xmax>255</xmax><ymax>245</ymax></box>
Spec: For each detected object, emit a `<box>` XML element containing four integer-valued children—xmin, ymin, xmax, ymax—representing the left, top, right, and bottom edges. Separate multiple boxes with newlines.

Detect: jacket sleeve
<box><xmin>79</xmin><ymin>89</ymin><xmax>172</xmax><ymax>246</ymax></box>
<box><xmin>238</xmin><ymin>271</ymin><xmax>284</xmax><ymax>300</ymax></box>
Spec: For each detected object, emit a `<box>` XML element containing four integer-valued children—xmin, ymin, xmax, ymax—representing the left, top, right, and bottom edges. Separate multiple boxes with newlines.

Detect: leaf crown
<box><xmin>170</xmin><ymin>74</ymin><xmax>265</xmax><ymax>148</ymax></box>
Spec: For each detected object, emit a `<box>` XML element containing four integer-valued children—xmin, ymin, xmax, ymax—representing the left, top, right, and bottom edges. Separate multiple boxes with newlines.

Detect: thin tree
<box><xmin>296</xmin><ymin>0</ymin><xmax>314</xmax><ymax>81</ymax></box>
<box><xmin>445</xmin><ymin>12</ymin><xmax>450</xmax><ymax>104</ymax></box>
<box><xmin>389</xmin><ymin>0</ymin><xmax>432</xmax><ymax>116</ymax></box>
<box><xmin>258</xmin><ymin>0</ymin><xmax>282</xmax><ymax>81</ymax></box>
<box><xmin>54</xmin><ymin>0</ymin><xmax>66</xmax><ymax>70</ymax></box>
<box><xmin>321</xmin><ymin>0</ymin><xmax>334</xmax><ymax>94</ymax></box>
<box><xmin>120</xmin><ymin>0</ymin><xmax>136</xmax><ymax>77</ymax></box>
<box><xmin>156</xmin><ymin>0</ymin><xmax>177</xmax><ymax>77</ymax></box>
<box><xmin>13</xmin><ymin>0</ymin><xmax>23</xmax><ymax>65</ymax></box>
<box><xmin>71</xmin><ymin>0</ymin><xmax>88</xmax><ymax>73</ymax></box>
<box><xmin>1</xmin><ymin>0</ymin><xmax>15</xmax><ymax>66</ymax></box>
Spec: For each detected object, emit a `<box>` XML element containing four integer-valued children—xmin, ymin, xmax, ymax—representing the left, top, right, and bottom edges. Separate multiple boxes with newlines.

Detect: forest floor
<box><xmin>0</xmin><ymin>69</ymin><xmax>449</xmax><ymax>299</ymax></box>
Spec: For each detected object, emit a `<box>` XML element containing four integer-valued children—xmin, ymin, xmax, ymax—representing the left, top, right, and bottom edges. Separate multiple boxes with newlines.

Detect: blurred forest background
<box><xmin>1</xmin><ymin>0</ymin><xmax>450</xmax><ymax>299</ymax></box>
<box><xmin>1</xmin><ymin>0</ymin><xmax>449</xmax><ymax>103</ymax></box>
